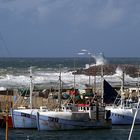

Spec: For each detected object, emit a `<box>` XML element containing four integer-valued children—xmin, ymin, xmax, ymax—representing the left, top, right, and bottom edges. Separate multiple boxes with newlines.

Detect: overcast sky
<box><xmin>0</xmin><ymin>0</ymin><xmax>140</xmax><ymax>57</ymax></box>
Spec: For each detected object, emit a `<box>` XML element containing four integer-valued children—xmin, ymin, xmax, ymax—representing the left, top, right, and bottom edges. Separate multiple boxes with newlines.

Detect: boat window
<box><xmin>84</xmin><ymin>107</ymin><xmax>86</xmax><ymax>110</ymax></box>
<box><xmin>91</xmin><ymin>107</ymin><xmax>93</xmax><ymax>110</ymax></box>
<box><xmin>87</xmin><ymin>107</ymin><xmax>89</xmax><ymax>110</ymax></box>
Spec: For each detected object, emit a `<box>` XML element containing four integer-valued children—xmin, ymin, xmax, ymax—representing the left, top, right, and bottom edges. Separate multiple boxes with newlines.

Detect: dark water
<box><xmin>0</xmin><ymin>126</ymin><xmax>140</xmax><ymax>140</ymax></box>
<box><xmin>0</xmin><ymin>57</ymin><xmax>140</xmax><ymax>69</ymax></box>
<box><xmin>0</xmin><ymin>57</ymin><xmax>140</xmax><ymax>77</ymax></box>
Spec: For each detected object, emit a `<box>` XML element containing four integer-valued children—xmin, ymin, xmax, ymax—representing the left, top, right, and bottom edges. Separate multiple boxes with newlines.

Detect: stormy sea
<box><xmin>0</xmin><ymin>57</ymin><xmax>140</xmax><ymax>89</ymax></box>
<box><xmin>0</xmin><ymin>57</ymin><xmax>140</xmax><ymax>140</ymax></box>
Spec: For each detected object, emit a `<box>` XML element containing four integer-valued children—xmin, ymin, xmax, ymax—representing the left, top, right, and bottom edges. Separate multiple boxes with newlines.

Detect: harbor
<box><xmin>1</xmin><ymin>0</ymin><xmax>140</xmax><ymax>139</ymax></box>
<box><xmin>0</xmin><ymin>57</ymin><xmax>140</xmax><ymax>140</ymax></box>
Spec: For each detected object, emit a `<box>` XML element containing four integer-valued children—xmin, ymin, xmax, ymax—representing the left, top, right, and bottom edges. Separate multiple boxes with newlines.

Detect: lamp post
<box><xmin>81</xmin><ymin>49</ymin><xmax>92</xmax><ymax>86</ymax></box>
<box><xmin>73</xmin><ymin>52</ymin><xmax>84</xmax><ymax>90</ymax></box>
<box><xmin>98</xmin><ymin>52</ymin><xmax>104</xmax><ymax>104</ymax></box>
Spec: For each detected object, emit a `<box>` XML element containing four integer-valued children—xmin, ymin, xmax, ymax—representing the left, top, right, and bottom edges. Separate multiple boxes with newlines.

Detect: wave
<box><xmin>0</xmin><ymin>69</ymin><xmax>138</xmax><ymax>89</ymax></box>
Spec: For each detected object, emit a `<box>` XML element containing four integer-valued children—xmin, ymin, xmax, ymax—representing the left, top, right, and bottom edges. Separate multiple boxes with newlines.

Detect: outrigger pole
<box><xmin>128</xmin><ymin>66</ymin><xmax>140</xmax><ymax>140</ymax></box>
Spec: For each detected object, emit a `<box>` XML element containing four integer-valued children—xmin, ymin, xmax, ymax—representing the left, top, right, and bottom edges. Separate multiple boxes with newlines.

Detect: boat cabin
<box><xmin>78</xmin><ymin>104</ymin><xmax>96</xmax><ymax>112</ymax></box>
<box><xmin>61</xmin><ymin>103</ymin><xmax>78</xmax><ymax>112</ymax></box>
<box><xmin>61</xmin><ymin>103</ymin><xmax>96</xmax><ymax>112</ymax></box>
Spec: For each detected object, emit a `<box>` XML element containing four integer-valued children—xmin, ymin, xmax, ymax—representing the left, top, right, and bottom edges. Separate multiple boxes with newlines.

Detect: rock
<box><xmin>73</xmin><ymin>64</ymin><xmax>139</xmax><ymax>78</ymax></box>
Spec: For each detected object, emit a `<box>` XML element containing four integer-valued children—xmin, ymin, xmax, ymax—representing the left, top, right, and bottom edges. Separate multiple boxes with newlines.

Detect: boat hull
<box><xmin>12</xmin><ymin>109</ymin><xmax>38</xmax><ymax>128</ymax></box>
<box><xmin>37</xmin><ymin>111</ymin><xmax>111</xmax><ymax>130</ymax></box>
<box><xmin>106</xmin><ymin>107</ymin><xmax>140</xmax><ymax>125</ymax></box>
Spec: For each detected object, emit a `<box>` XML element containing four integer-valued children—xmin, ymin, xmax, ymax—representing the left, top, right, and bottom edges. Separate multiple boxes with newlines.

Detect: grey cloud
<box><xmin>0</xmin><ymin>0</ymin><xmax>140</xmax><ymax>29</ymax></box>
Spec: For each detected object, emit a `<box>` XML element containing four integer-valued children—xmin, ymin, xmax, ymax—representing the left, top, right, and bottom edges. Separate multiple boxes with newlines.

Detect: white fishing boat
<box><xmin>105</xmin><ymin>71</ymin><xmax>140</xmax><ymax>125</ymax></box>
<box><xmin>106</xmin><ymin>104</ymin><xmax>140</xmax><ymax>125</ymax></box>
<box><xmin>36</xmin><ymin>65</ymin><xmax>112</xmax><ymax>131</ymax></box>
<box><xmin>12</xmin><ymin>108</ymin><xmax>38</xmax><ymax>128</ymax></box>
<box><xmin>11</xmin><ymin>67</ymin><xmax>41</xmax><ymax>128</ymax></box>
<box><xmin>37</xmin><ymin>103</ymin><xmax>111</xmax><ymax>130</ymax></box>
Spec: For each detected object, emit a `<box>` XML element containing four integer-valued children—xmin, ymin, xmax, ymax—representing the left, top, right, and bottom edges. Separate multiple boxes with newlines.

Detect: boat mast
<box><xmin>120</xmin><ymin>70</ymin><xmax>125</xmax><ymax>108</ymax></box>
<box><xmin>58</xmin><ymin>64</ymin><xmax>62</xmax><ymax>111</ymax></box>
<box><xmin>29</xmin><ymin>67</ymin><xmax>33</xmax><ymax>109</ymax></box>
<box><xmin>101</xmin><ymin>64</ymin><xmax>104</xmax><ymax>104</ymax></box>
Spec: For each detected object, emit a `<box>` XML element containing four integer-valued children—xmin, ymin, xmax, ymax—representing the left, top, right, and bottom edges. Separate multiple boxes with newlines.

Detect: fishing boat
<box><xmin>37</xmin><ymin>103</ymin><xmax>111</xmax><ymax>130</ymax></box>
<box><xmin>36</xmin><ymin>66</ymin><xmax>112</xmax><ymax>131</ymax></box>
<box><xmin>106</xmin><ymin>105</ymin><xmax>140</xmax><ymax>125</ymax></box>
<box><xmin>11</xmin><ymin>67</ymin><xmax>39</xmax><ymax>128</ymax></box>
<box><xmin>105</xmin><ymin>71</ymin><xmax>140</xmax><ymax>125</ymax></box>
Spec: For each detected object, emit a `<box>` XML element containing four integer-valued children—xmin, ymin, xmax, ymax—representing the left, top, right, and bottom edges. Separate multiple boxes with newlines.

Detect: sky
<box><xmin>0</xmin><ymin>0</ymin><xmax>140</xmax><ymax>57</ymax></box>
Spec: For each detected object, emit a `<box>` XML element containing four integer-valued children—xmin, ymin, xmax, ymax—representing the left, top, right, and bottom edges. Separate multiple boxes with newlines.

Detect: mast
<box><xmin>101</xmin><ymin>64</ymin><xmax>104</xmax><ymax>104</ymax></box>
<box><xmin>93</xmin><ymin>63</ymin><xmax>96</xmax><ymax>93</ymax></box>
<box><xmin>58</xmin><ymin>64</ymin><xmax>62</xmax><ymax>111</ymax></box>
<box><xmin>88</xmin><ymin>53</ymin><xmax>91</xmax><ymax>86</ymax></box>
<box><xmin>29</xmin><ymin>67</ymin><xmax>33</xmax><ymax>109</ymax></box>
<box><xmin>120</xmin><ymin>70</ymin><xmax>125</xmax><ymax>108</ymax></box>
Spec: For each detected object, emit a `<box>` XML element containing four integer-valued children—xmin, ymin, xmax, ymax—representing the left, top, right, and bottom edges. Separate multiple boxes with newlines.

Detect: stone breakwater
<box><xmin>74</xmin><ymin>64</ymin><xmax>139</xmax><ymax>77</ymax></box>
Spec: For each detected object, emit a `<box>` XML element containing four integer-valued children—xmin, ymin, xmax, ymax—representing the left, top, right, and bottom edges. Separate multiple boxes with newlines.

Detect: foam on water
<box><xmin>0</xmin><ymin>57</ymin><xmax>139</xmax><ymax>89</ymax></box>
<box><xmin>0</xmin><ymin>69</ymin><xmax>138</xmax><ymax>89</ymax></box>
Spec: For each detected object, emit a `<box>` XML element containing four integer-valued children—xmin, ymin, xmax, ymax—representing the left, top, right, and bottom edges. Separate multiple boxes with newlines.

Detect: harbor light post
<box><xmin>80</xmin><ymin>49</ymin><xmax>92</xmax><ymax>86</ymax></box>
<box><xmin>73</xmin><ymin>52</ymin><xmax>85</xmax><ymax>90</ymax></box>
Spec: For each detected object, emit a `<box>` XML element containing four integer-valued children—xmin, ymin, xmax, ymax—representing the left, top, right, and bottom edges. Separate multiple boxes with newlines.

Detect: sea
<box><xmin>0</xmin><ymin>57</ymin><xmax>140</xmax><ymax>140</ymax></box>
<box><xmin>0</xmin><ymin>57</ymin><xmax>140</xmax><ymax>89</ymax></box>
